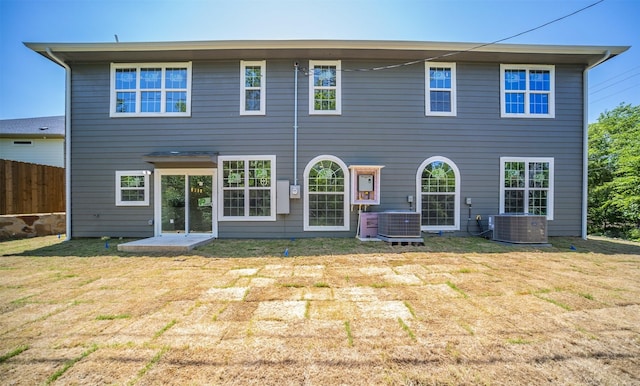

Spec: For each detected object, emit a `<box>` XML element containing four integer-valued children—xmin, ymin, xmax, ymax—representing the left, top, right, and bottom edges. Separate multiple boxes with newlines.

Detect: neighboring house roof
<box><xmin>0</xmin><ymin>116</ymin><xmax>65</xmax><ymax>138</ymax></box>
<box><xmin>24</xmin><ymin>39</ymin><xmax>629</xmax><ymax>68</ymax></box>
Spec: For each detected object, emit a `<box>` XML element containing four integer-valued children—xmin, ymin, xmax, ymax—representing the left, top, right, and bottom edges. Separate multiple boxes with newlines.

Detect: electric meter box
<box><xmin>358</xmin><ymin>174</ymin><xmax>374</xmax><ymax>192</ymax></box>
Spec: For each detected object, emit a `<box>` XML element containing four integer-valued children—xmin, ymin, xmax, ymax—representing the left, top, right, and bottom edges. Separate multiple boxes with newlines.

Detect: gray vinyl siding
<box><xmin>68</xmin><ymin>58</ymin><xmax>585</xmax><ymax>238</ymax></box>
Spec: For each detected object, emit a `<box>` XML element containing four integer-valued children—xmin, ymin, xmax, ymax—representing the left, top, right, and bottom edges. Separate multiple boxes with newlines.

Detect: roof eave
<box><xmin>24</xmin><ymin>39</ymin><xmax>630</xmax><ymax>67</ymax></box>
<box><xmin>24</xmin><ymin>39</ymin><xmax>630</xmax><ymax>53</ymax></box>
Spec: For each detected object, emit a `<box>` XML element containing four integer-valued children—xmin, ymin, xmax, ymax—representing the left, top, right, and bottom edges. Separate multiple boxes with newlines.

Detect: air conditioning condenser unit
<box><xmin>377</xmin><ymin>211</ymin><xmax>422</xmax><ymax>239</ymax></box>
<box><xmin>490</xmin><ymin>214</ymin><xmax>547</xmax><ymax>244</ymax></box>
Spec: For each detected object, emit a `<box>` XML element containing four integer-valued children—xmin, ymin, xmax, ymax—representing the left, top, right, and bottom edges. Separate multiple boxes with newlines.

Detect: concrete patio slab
<box><xmin>117</xmin><ymin>235</ymin><xmax>215</xmax><ymax>252</ymax></box>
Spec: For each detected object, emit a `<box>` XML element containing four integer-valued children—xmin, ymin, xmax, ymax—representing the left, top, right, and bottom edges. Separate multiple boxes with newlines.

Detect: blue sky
<box><xmin>0</xmin><ymin>0</ymin><xmax>638</xmax><ymax>122</ymax></box>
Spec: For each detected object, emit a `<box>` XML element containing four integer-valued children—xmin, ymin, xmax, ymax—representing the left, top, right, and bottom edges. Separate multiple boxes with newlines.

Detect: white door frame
<box><xmin>154</xmin><ymin>168</ymin><xmax>218</xmax><ymax>237</ymax></box>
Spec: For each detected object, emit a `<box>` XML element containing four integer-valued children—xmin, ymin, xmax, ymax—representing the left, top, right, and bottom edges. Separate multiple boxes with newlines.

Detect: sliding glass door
<box><xmin>156</xmin><ymin>169</ymin><xmax>217</xmax><ymax>237</ymax></box>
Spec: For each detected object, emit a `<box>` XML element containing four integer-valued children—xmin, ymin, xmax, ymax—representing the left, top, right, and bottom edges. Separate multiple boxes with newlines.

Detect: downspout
<box><xmin>293</xmin><ymin>62</ymin><xmax>299</xmax><ymax>186</ymax></box>
<box><xmin>582</xmin><ymin>50</ymin><xmax>610</xmax><ymax>240</ymax></box>
<box><xmin>46</xmin><ymin>48</ymin><xmax>72</xmax><ymax>241</ymax></box>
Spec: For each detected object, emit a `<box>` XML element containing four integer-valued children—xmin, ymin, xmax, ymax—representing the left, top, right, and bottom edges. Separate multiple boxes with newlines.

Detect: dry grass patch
<box><xmin>204</xmin><ymin>287</ymin><xmax>248</xmax><ymax>301</ymax></box>
<box><xmin>0</xmin><ymin>235</ymin><xmax>638</xmax><ymax>384</ymax></box>
<box><xmin>259</xmin><ymin>264</ymin><xmax>293</xmax><ymax>278</ymax></box>
<box><xmin>382</xmin><ymin>273</ymin><xmax>423</xmax><ymax>285</ymax></box>
<box><xmin>214</xmin><ymin>301</ymin><xmax>258</xmax><ymax>322</ymax></box>
<box><xmin>244</xmin><ymin>285</ymin><xmax>304</xmax><ymax>302</ymax></box>
<box><xmin>356</xmin><ymin>301</ymin><xmax>414</xmax><ymax>320</ymax></box>
<box><xmin>308</xmin><ymin>301</ymin><xmax>357</xmax><ymax>320</ymax></box>
<box><xmin>332</xmin><ymin>286</ymin><xmax>380</xmax><ymax>301</ymax></box>
<box><xmin>253</xmin><ymin>300</ymin><xmax>307</xmax><ymax>320</ymax></box>
<box><xmin>225</xmin><ymin>268</ymin><xmax>259</xmax><ymax>277</ymax></box>
<box><xmin>293</xmin><ymin>264</ymin><xmax>325</xmax><ymax>278</ymax></box>
<box><xmin>249</xmin><ymin>277</ymin><xmax>276</xmax><ymax>287</ymax></box>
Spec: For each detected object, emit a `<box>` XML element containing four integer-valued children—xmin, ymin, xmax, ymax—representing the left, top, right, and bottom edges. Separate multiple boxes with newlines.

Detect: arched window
<box><xmin>416</xmin><ymin>156</ymin><xmax>460</xmax><ymax>231</ymax></box>
<box><xmin>304</xmin><ymin>155</ymin><xmax>350</xmax><ymax>231</ymax></box>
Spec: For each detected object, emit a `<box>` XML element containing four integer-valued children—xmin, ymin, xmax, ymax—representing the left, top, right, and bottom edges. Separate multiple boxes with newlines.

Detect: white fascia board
<box><xmin>24</xmin><ymin>40</ymin><xmax>630</xmax><ymax>57</ymax></box>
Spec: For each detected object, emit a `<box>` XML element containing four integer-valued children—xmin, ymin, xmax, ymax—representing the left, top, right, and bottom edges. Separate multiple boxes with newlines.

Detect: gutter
<box><xmin>582</xmin><ymin>50</ymin><xmax>611</xmax><ymax>240</ymax></box>
<box><xmin>46</xmin><ymin>48</ymin><xmax>72</xmax><ymax>241</ymax></box>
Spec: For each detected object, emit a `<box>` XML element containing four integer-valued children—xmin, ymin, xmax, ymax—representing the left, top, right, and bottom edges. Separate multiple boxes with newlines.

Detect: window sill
<box><xmin>500</xmin><ymin>113</ymin><xmax>555</xmax><ymax>119</ymax></box>
<box><xmin>110</xmin><ymin>112</ymin><xmax>191</xmax><ymax>118</ymax></box>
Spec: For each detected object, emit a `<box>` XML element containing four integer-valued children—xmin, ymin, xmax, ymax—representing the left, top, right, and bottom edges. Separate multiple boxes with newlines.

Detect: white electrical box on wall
<box><xmin>276</xmin><ymin>180</ymin><xmax>290</xmax><ymax>214</ymax></box>
<box><xmin>349</xmin><ymin>165</ymin><xmax>384</xmax><ymax>205</ymax></box>
<box><xmin>289</xmin><ymin>184</ymin><xmax>301</xmax><ymax>199</ymax></box>
<box><xmin>358</xmin><ymin>174</ymin><xmax>374</xmax><ymax>192</ymax></box>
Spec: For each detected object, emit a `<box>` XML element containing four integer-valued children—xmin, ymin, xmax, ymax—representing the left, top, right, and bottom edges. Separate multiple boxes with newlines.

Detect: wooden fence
<box><xmin>0</xmin><ymin>159</ymin><xmax>65</xmax><ymax>215</ymax></box>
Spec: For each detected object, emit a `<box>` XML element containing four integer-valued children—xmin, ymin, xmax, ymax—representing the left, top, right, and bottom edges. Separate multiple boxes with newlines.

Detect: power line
<box><xmin>590</xmin><ymin>72</ymin><xmax>640</xmax><ymax>95</ymax></box>
<box><xmin>342</xmin><ymin>0</ymin><xmax>606</xmax><ymax>73</ymax></box>
<box><xmin>591</xmin><ymin>64</ymin><xmax>640</xmax><ymax>89</ymax></box>
<box><xmin>591</xmin><ymin>82</ymin><xmax>640</xmax><ymax>104</ymax></box>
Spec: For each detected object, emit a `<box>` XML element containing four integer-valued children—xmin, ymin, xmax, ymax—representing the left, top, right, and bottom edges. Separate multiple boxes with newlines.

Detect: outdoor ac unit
<box><xmin>491</xmin><ymin>214</ymin><xmax>547</xmax><ymax>244</ymax></box>
<box><xmin>377</xmin><ymin>211</ymin><xmax>421</xmax><ymax>238</ymax></box>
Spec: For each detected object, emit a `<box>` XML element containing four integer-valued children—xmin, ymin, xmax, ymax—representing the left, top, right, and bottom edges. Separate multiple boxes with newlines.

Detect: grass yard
<box><xmin>0</xmin><ymin>235</ymin><xmax>639</xmax><ymax>385</ymax></box>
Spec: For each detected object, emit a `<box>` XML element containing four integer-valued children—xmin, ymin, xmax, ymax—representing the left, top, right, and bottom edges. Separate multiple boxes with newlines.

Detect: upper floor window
<box><xmin>116</xmin><ymin>170</ymin><xmax>150</xmax><ymax>206</ymax></box>
<box><xmin>240</xmin><ymin>60</ymin><xmax>266</xmax><ymax>115</ymax></box>
<box><xmin>309</xmin><ymin>60</ymin><xmax>342</xmax><ymax>115</ymax></box>
<box><xmin>425</xmin><ymin>63</ymin><xmax>456</xmax><ymax>116</ymax></box>
<box><xmin>110</xmin><ymin>63</ymin><xmax>191</xmax><ymax>117</ymax></box>
<box><xmin>500</xmin><ymin>157</ymin><xmax>554</xmax><ymax>220</ymax></box>
<box><xmin>218</xmin><ymin>155</ymin><xmax>276</xmax><ymax>221</ymax></box>
<box><xmin>500</xmin><ymin>64</ymin><xmax>555</xmax><ymax>118</ymax></box>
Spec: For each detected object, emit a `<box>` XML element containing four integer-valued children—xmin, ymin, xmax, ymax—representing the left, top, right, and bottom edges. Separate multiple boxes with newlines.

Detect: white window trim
<box><xmin>240</xmin><ymin>60</ymin><xmax>266</xmax><ymax>115</ymax></box>
<box><xmin>416</xmin><ymin>156</ymin><xmax>460</xmax><ymax>231</ymax></box>
<box><xmin>499</xmin><ymin>157</ymin><xmax>554</xmax><ymax>220</ymax></box>
<box><xmin>153</xmin><ymin>168</ymin><xmax>217</xmax><ymax>238</ymax></box>
<box><xmin>110</xmin><ymin>62</ymin><xmax>192</xmax><ymax>117</ymax></box>
<box><xmin>308</xmin><ymin>60</ymin><xmax>342</xmax><ymax>115</ymax></box>
<box><xmin>425</xmin><ymin>62</ymin><xmax>457</xmax><ymax>116</ymax></box>
<box><xmin>115</xmin><ymin>170</ymin><xmax>150</xmax><ymax>206</ymax></box>
<box><xmin>500</xmin><ymin>64</ymin><xmax>555</xmax><ymax>118</ymax></box>
<box><xmin>303</xmin><ymin>155</ymin><xmax>350</xmax><ymax>231</ymax></box>
<box><xmin>217</xmin><ymin>155</ymin><xmax>276</xmax><ymax>221</ymax></box>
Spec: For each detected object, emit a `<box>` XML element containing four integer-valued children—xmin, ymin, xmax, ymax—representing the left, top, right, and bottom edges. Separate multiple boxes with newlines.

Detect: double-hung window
<box><xmin>240</xmin><ymin>60</ymin><xmax>266</xmax><ymax>115</ymax></box>
<box><xmin>110</xmin><ymin>63</ymin><xmax>191</xmax><ymax>117</ymax></box>
<box><xmin>500</xmin><ymin>157</ymin><xmax>554</xmax><ymax>220</ymax></box>
<box><xmin>218</xmin><ymin>156</ymin><xmax>276</xmax><ymax>221</ymax></box>
<box><xmin>116</xmin><ymin>171</ymin><xmax>150</xmax><ymax>206</ymax></box>
<box><xmin>425</xmin><ymin>63</ymin><xmax>456</xmax><ymax>116</ymax></box>
<box><xmin>500</xmin><ymin>64</ymin><xmax>554</xmax><ymax>118</ymax></box>
<box><xmin>309</xmin><ymin>60</ymin><xmax>341</xmax><ymax>115</ymax></box>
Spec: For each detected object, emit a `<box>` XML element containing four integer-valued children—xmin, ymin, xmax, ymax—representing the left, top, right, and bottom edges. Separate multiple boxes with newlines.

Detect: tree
<box><xmin>588</xmin><ymin>103</ymin><xmax>640</xmax><ymax>239</ymax></box>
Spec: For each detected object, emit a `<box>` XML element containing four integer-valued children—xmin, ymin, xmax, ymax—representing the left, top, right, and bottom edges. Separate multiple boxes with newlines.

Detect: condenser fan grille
<box><xmin>377</xmin><ymin>212</ymin><xmax>421</xmax><ymax>238</ymax></box>
<box><xmin>492</xmin><ymin>214</ymin><xmax>547</xmax><ymax>243</ymax></box>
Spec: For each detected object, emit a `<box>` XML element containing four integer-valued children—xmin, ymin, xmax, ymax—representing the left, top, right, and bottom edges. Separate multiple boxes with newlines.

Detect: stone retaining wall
<box><xmin>0</xmin><ymin>213</ymin><xmax>66</xmax><ymax>240</ymax></box>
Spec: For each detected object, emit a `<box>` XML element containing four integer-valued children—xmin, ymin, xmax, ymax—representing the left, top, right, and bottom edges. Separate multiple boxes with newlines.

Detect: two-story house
<box><xmin>25</xmin><ymin>40</ymin><xmax>628</xmax><ymax>241</ymax></box>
